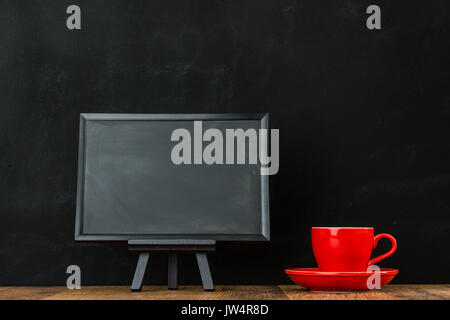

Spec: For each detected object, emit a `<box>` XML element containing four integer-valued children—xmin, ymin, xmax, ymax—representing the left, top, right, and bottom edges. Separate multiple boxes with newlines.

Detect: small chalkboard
<box><xmin>75</xmin><ymin>113</ymin><xmax>270</xmax><ymax>241</ymax></box>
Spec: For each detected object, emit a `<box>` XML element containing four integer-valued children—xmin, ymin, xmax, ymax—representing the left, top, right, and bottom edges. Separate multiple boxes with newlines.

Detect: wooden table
<box><xmin>0</xmin><ymin>285</ymin><xmax>449</xmax><ymax>300</ymax></box>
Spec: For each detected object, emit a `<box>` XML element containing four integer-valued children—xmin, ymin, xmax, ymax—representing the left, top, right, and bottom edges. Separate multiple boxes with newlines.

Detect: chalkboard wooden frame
<box><xmin>75</xmin><ymin>113</ymin><xmax>270</xmax><ymax>241</ymax></box>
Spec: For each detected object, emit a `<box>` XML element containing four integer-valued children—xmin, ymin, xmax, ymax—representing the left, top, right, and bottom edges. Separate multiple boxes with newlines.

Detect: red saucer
<box><xmin>285</xmin><ymin>268</ymin><xmax>398</xmax><ymax>292</ymax></box>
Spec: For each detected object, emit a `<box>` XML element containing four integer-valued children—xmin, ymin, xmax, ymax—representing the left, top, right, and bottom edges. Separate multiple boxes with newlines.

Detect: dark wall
<box><xmin>1</xmin><ymin>0</ymin><xmax>449</xmax><ymax>285</ymax></box>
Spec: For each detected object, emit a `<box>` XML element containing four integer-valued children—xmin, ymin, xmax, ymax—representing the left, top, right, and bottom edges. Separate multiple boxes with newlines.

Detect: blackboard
<box><xmin>1</xmin><ymin>0</ymin><xmax>449</xmax><ymax>285</ymax></box>
<box><xmin>75</xmin><ymin>114</ymin><xmax>269</xmax><ymax>241</ymax></box>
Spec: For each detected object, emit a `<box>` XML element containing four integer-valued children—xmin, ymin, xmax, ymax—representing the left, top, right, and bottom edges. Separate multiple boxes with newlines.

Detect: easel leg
<box><xmin>196</xmin><ymin>252</ymin><xmax>214</xmax><ymax>291</ymax></box>
<box><xmin>168</xmin><ymin>253</ymin><xmax>178</xmax><ymax>290</ymax></box>
<box><xmin>131</xmin><ymin>253</ymin><xmax>149</xmax><ymax>292</ymax></box>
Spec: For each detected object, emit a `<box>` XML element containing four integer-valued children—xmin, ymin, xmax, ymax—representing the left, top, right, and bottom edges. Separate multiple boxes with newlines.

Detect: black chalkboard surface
<box><xmin>1</xmin><ymin>1</ymin><xmax>450</xmax><ymax>286</ymax></box>
<box><xmin>75</xmin><ymin>114</ymin><xmax>269</xmax><ymax>241</ymax></box>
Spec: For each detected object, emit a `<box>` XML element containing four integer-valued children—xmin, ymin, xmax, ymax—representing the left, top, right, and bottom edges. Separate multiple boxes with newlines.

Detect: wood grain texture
<box><xmin>0</xmin><ymin>285</ymin><xmax>448</xmax><ymax>300</ymax></box>
<box><xmin>279</xmin><ymin>284</ymin><xmax>450</xmax><ymax>300</ymax></box>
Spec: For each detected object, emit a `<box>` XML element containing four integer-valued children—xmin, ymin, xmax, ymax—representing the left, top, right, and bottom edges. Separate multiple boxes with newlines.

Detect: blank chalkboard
<box><xmin>75</xmin><ymin>113</ymin><xmax>269</xmax><ymax>241</ymax></box>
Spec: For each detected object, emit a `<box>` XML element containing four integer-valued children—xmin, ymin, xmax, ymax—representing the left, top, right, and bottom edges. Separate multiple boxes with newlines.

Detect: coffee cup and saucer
<box><xmin>285</xmin><ymin>227</ymin><xmax>399</xmax><ymax>292</ymax></box>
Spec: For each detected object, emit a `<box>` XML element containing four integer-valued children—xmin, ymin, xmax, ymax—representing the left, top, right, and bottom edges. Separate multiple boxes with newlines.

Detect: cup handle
<box><xmin>368</xmin><ymin>233</ymin><xmax>397</xmax><ymax>266</ymax></box>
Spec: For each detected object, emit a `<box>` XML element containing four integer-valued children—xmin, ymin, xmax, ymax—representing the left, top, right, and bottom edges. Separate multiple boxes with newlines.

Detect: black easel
<box><xmin>128</xmin><ymin>240</ymin><xmax>215</xmax><ymax>292</ymax></box>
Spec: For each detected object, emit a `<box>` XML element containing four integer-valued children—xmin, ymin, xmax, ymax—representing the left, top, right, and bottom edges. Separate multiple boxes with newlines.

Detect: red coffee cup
<box><xmin>311</xmin><ymin>227</ymin><xmax>397</xmax><ymax>272</ymax></box>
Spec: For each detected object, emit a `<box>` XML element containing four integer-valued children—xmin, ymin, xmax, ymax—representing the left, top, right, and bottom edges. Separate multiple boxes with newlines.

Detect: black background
<box><xmin>1</xmin><ymin>0</ymin><xmax>449</xmax><ymax>285</ymax></box>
